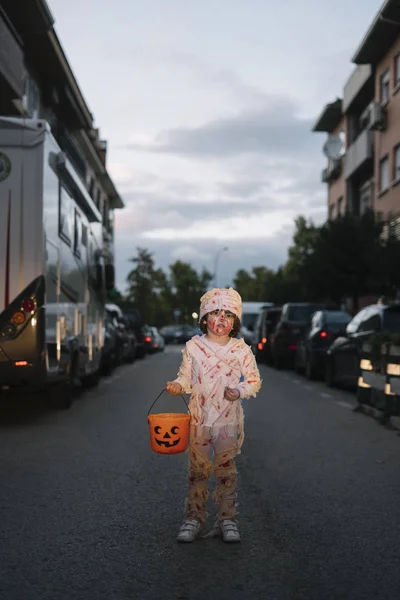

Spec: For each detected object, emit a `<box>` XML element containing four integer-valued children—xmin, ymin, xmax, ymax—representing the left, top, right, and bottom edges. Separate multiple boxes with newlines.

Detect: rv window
<box><xmin>81</xmin><ymin>224</ymin><xmax>88</xmax><ymax>247</ymax></box>
<box><xmin>59</xmin><ymin>186</ymin><xmax>74</xmax><ymax>244</ymax></box>
<box><xmin>74</xmin><ymin>210</ymin><xmax>82</xmax><ymax>257</ymax></box>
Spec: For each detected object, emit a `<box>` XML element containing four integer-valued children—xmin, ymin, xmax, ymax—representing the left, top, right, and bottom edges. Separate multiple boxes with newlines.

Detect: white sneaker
<box><xmin>177</xmin><ymin>519</ymin><xmax>201</xmax><ymax>543</ymax></box>
<box><xmin>220</xmin><ymin>520</ymin><xmax>241</xmax><ymax>543</ymax></box>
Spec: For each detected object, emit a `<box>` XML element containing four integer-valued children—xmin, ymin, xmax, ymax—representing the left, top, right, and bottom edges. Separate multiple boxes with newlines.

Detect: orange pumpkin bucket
<box><xmin>147</xmin><ymin>389</ymin><xmax>190</xmax><ymax>455</ymax></box>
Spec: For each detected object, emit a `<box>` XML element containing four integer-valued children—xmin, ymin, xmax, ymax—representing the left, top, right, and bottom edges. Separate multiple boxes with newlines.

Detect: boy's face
<box><xmin>207</xmin><ymin>309</ymin><xmax>235</xmax><ymax>336</ymax></box>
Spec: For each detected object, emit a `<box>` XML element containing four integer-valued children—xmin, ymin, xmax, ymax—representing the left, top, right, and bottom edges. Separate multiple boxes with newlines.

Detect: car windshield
<box><xmin>383</xmin><ymin>308</ymin><xmax>400</xmax><ymax>331</ymax></box>
<box><xmin>287</xmin><ymin>305</ymin><xmax>321</xmax><ymax>322</ymax></box>
<box><xmin>324</xmin><ymin>311</ymin><xmax>351</xmax><ymax>324</ymax></box>
<box><xmin>242</xmin><ymin>313</ymin><xmax>259</xmax><ymax>328</ymax></box>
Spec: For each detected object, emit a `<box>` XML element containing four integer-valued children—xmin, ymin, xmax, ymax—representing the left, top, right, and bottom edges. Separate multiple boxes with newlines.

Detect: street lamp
<box><xmin>213</xmin><ymin>247</ymin><xmax>228</xmax><ymax>288</ymax></box>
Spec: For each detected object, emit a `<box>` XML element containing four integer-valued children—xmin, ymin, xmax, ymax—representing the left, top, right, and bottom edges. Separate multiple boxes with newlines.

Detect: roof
<box><xmin>352</xmin><ymin>0</ymin><xmax>400</xmax><ymax>65</ymax></box>
<box><xmin>312</xmin><ymin>99</ymin><xmax>343</xmax><ymax>133</ymax></box>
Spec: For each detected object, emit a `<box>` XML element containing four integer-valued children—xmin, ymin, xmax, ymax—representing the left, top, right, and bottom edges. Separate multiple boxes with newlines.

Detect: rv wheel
<box><xmin>48</xmin><ymin>383</ymin><xmax>74</xmax><ymax>410</ymax></box>
<box><xmin>82</xmin><ymin>369</ymin><xmax>101</xmax><ymax>389</ymax></box>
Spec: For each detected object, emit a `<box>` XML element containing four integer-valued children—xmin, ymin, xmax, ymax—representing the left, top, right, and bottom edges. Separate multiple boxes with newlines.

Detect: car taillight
<box><xmin>12</xmin><ymin>312</ymin><xmax>25</xmax><ymax>324</ymax></box>
<box><xmin>320</xmin><ymin>331</ymin><xmax>332</xmax><ymax>339</ymax></box>
<box><xmin>262</xmin><ymin>337</ymin><xmax>267</xmax><ymax>344</ymax></box>
<box><xmin>145</xmin><ymin>336</ymin><xmax>152</xmax><ymax>343</ymax></box>
<box><xmin>22</xmin><ymin>299</ymin><xmax>36</xmax><ymax>312</ymax></box>
<box><xmin>289</xmin><ymin>344</ymin><xmax>296</xmax><ymax>350</ymax></box>
<box><xmin>257</xmin><ymin>342</ymin><xmax>263</xmax><ymax>350</ymax></box>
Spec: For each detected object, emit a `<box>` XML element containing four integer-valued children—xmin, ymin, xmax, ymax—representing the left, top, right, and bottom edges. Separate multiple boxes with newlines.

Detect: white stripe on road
<box><xmin>335</xmin><ymin>400</ymin><xmax>355</xmax><ymax>410</ymax></box>
<box><xmin>320</xmin><ymin>392</ymin><xmax>333</xmax><ymax>399</ymax></box>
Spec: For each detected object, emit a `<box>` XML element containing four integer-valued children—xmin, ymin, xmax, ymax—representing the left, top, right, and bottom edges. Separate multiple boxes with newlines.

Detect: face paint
<box><xmin>207</xmin><ymin>311</ymin><xmax>233</xmax><ymax>336</ymax></box>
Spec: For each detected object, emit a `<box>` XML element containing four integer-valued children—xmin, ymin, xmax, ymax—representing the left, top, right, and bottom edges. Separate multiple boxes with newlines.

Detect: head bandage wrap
<box><xmin>199</xmin><ymin>287</ymin><xmax>242</xmax><ymax>322</ymax></box>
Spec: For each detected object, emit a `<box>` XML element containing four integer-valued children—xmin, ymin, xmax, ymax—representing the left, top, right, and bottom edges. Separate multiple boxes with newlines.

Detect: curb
<box><xmin>356</xmin><ymin>403</ymin><xmax>400</xmax><ymax>432</ymax></box>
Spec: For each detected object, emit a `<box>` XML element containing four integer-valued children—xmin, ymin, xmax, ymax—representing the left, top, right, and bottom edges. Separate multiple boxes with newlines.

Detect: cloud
<box><xmin>126</xmin><ymin>97</ymin><xmax>318</xmax><ymax>159</ymax></box>
<box><xmin>113</xmin><ymin>224</ymin><xmax>298</xmax><ymax>293</ymax></box>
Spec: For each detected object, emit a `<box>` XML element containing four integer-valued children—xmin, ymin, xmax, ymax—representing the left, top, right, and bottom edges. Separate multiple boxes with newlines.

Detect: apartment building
<box><xmin>0</xmin><ymin>0</ymin><xmax>123</xmax><ymax>268</ymax></box>
<box><xmin>313</xmin><ymin>0</ymin><xmax>400</xmax><ymax>222</ymax></box>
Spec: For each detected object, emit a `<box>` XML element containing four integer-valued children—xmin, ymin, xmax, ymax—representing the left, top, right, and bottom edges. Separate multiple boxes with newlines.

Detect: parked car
<box><xmin>271</xmin><ymin>302</ymin><xmax>337</xmax><ymax>369</ymax></box>
<box><xmin>105</xmin><ymin>304</ymin><xmax>137</xmax><ymax>366</ymax></box>
<box><xmin>325</xmin><ymin>303</ymin><xmax>400</xmax><ymax>389</ymax></box>
<box><xmin>100</xmin><ymin>310</ymin><xmax>119</xmax><ymax>376</ymax></box>
<box><xmin>252</xmin><ymin>306</ymin><xmax>282</xmax><ymax>363</ymax></box>
<box><xmin>148</xmin><ymin>327</ymin><xmax>165</xmax><ymax>352</ymax></box>
<box><xmin>122</xmin><ymin>307</ymin><xmax>146</xmax><ymax>359</ymax></box>
<box><xmin>294</xmin><ymin>310</ymin><xmax>351</xmax><ymax>379</ymax></box>
<box><xmin>159</xmin><ymin>324</ymin><xmax>201</xmax><ymax>344</ymax></box>
<box><xmin>140</xmin><ymin>324</ymin><xmax>155</xmax><ymax>355</ymax></box>
<box><xmin>241</xmin><ymin>302</ymin><xmax>273</xmax><ymax>345</ymax></box>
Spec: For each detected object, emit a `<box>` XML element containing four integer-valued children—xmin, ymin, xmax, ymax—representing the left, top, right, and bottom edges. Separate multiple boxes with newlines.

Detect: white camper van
<box><xmin>241</xmin><ymin>301</ymin><xmax>273</xmax><ymax>345</ymax></box>
<box><xmin>0</xmin><ymin>118</ymin><xmax>114</xmax><ymax>407</ymax></box>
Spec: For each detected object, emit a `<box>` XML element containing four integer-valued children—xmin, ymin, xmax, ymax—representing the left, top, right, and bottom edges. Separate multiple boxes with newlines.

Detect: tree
<box><xmin>169</xmin><ymin>261</ymin><xmax>212</xmax><ymax>322</ymax></box>
<box><xmin>232</xmin><ymin>269</ymin><xmax>254</xmax><ymax>300</ymax></box>
<box><xmin>126</xmin><ymin>247</ymin><xmax>159</xmax><ymax>323</ymax></box>
<box><xmin>283</xmin><ymin>216</ymin><xmax>321</xmax><ymax>301</ymax></box>
<box><xmin>305</xmin><ymin>210</ymin><xmax>385</xmax><ymax>311</ymax></box>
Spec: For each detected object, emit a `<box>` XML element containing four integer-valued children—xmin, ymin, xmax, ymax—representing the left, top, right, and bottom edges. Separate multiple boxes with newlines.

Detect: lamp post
<box><xmin>213</xmin><ymin>247</ymin><xmax>228</xmax><ymax>288</ymax></box>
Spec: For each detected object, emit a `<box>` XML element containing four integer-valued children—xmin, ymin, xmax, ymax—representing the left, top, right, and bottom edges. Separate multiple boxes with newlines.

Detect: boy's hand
<box><xmin>224</xmin><ymin>387</ymin><xmax>240</xmax><ymax>401</ymax></box>
<box><xmin>166</xmin><ymin>381</ymin><xmax>183</xmax><ymax>396</ymax></box>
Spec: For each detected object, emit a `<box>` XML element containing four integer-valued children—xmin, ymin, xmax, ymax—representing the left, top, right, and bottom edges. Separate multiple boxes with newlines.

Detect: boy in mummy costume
<box><xmin>166</xmin><ymin>288</ymin><xmax>262</xmax><ymax>543</ymax></box>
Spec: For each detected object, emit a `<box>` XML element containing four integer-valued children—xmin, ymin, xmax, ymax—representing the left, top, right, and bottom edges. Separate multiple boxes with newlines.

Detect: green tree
<box><xmin>305</xmin><ymin>210</ymin><xmax>385</xmax><ymax>310</ymax></box>
<box><xmin>232</xmin><ymin>269</ymin><xmax>254</xmax><ymax>300</ymax></box>
<box><xmin>169</xmin><ymin>261</ymin><xmax>212</xmax><ymax>322</ymax></box>
<box><xmin>126</xmin><ymin>247</ymin><xmax>160</xmax><ymax>323</ymax></box>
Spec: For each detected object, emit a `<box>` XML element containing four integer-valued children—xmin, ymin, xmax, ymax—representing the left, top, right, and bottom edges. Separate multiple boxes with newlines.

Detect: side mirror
<box><xmin>105</xmin><ymin>264</ymin><xmax>115</xmax><ymax>292</ymax></box>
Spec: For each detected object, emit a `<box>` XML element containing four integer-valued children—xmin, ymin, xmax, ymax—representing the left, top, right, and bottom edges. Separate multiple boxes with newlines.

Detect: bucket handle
<box><xmin>147</xmin><ymin>388</ymin><xmax>190</xmax><ymax>417</ymax></box>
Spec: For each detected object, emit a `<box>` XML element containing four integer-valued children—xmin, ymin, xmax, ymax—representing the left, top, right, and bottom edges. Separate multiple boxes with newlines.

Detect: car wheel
<box><xmin>81</xmin><ymin>369</ymin><xmax>101</xmax><ymax>389</ymax></box>
<box><xmin>325</xmin><ymin>358</ymin><xmax>336</xmax><ymax>388</ymax></box>
<box><xmin>294</xmin><ymin>354</ymin><xmax>303</xmax><ymax>374</ymax></box>
<box><xmin>47</xmin><ymin>382</ymin><xmax>73</xmax><ymax>410</ymax></box>
<box><xmin>305</xmin><ymin>356</ymin><xmax>315</xmax><ymax>380</ymax></box>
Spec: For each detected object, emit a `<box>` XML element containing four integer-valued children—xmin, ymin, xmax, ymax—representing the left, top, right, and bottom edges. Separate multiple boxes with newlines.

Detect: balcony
<box><xmin>343</xmin><ymin>65</ymin><xmax>373</xmax><ymax>113</ymax></box>
<box><xmin>344</xmin><ymin>129</ymin><xmax>373</xmax><ymax>179</ymax></box>
<box><xmin>322</xmin><ymin>158</ymin><xmax>342</xmax><ymax>183</ymax></box>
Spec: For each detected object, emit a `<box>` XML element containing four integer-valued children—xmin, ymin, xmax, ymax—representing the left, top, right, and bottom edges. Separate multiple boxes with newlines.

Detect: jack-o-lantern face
<box><xmin>154</xmin><ymin>425</ymin><xmax>181</xmax><ymax>447</ymax></box>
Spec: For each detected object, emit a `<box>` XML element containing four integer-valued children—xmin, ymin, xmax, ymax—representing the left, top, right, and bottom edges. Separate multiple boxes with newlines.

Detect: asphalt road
<box><xmin>0</xmin><ymin>346</ymin><xmax>400</xmax><ymax>600</ymax></box>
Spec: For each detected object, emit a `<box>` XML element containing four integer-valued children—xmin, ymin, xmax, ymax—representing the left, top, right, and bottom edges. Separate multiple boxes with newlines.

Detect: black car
<box><xmin>326</xmin><ymin>303</ymin><xmax>400</xmax><ymax>389</ymax></box>
<box><xmin>123</xmin><ymin>308</ymin><xmax>146</xmax><ymax>359</ymax></box>
<box><xmin>252</xmin><ymin>306</ymin><xmax>282</xmax><ymax>364</ymax></box>
<box><xmin>294</xmin><ymin>310</ymin><xmax>351</xmax><ymax>379</ymax></box>
<box><xmin>159</xmin><ymin>324</ymin><xmax>201</xmax><ymax>344</ymax></box>
<box><xmin>271</xmin><ymin>302</ymin><xmax>336</xmax><ymax>369</ymax></box>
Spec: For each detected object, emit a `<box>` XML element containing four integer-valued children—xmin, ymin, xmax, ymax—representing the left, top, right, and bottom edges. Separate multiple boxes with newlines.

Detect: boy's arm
<box><xmin>172</xmin><ymin>345</ymin><xmax>193</xmax><ymax>394</ymax></box>
<box><xmin>236</xmin><ymin>346</ymin><xmax>262</xmax><ymax>399</ymax></box>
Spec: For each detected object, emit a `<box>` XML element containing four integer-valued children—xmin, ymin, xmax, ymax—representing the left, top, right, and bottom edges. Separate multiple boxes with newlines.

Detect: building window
<box><xmin>82</xmin><ymin>224</ymin><xmax>88</xmax><ymax>247</ymax></box>
<box><xmin>329</xmin><ymin>203</ymin><xmax>335</xmax><ymax>220</ymax></box>
<box><xmin>379</xmin><ymin>156</ymin><xmax>389</xmax><ymax>193</ymax></box>
<box><xmin>394</xmin><ymin>145</ymin><xmax>400</xmax><ymax>183</ymax></box>
<box><xmin>74</xmin><ymin>209</ymin><xmax>82</xmax><ymax>258</ymax></box>
<box><xmin>96</xmin><ymin>189</ymin><xmax>102</xmax><ymax>210</ymax></box>
<box><xmin>380</xmin><ymin>69</ymin><xmax>390</xmax><ymax>104</ymax></box>
<box><xmin>395</xmin><ymin>54</ymin><xmax>400</xmax><ymax>88</ymax></box>
<box><xmin>23</xmin><ymin>73</ymin><xmax>41</xmax><ymax>118</ymax></box>
<box><xmin>337</xmin><ymin>196</ymin><xmax>344</xmax><ymax>216</ymax></box>
<box><xmin>359</xmin><ymin>182</ymin><xmax>372</xmax><ymax>214</ymax></box>
<box><xmin>59</xmin><ymin>186</ymin><xmax>74</xmax><ymax>244</ymax></box>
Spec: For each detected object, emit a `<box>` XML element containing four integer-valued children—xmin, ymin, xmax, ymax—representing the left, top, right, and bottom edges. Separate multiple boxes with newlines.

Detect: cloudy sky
<box><xmin>48</xmin><ymin>0</ymin><xmax>382</xmax><ymax>292</ymax></box>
